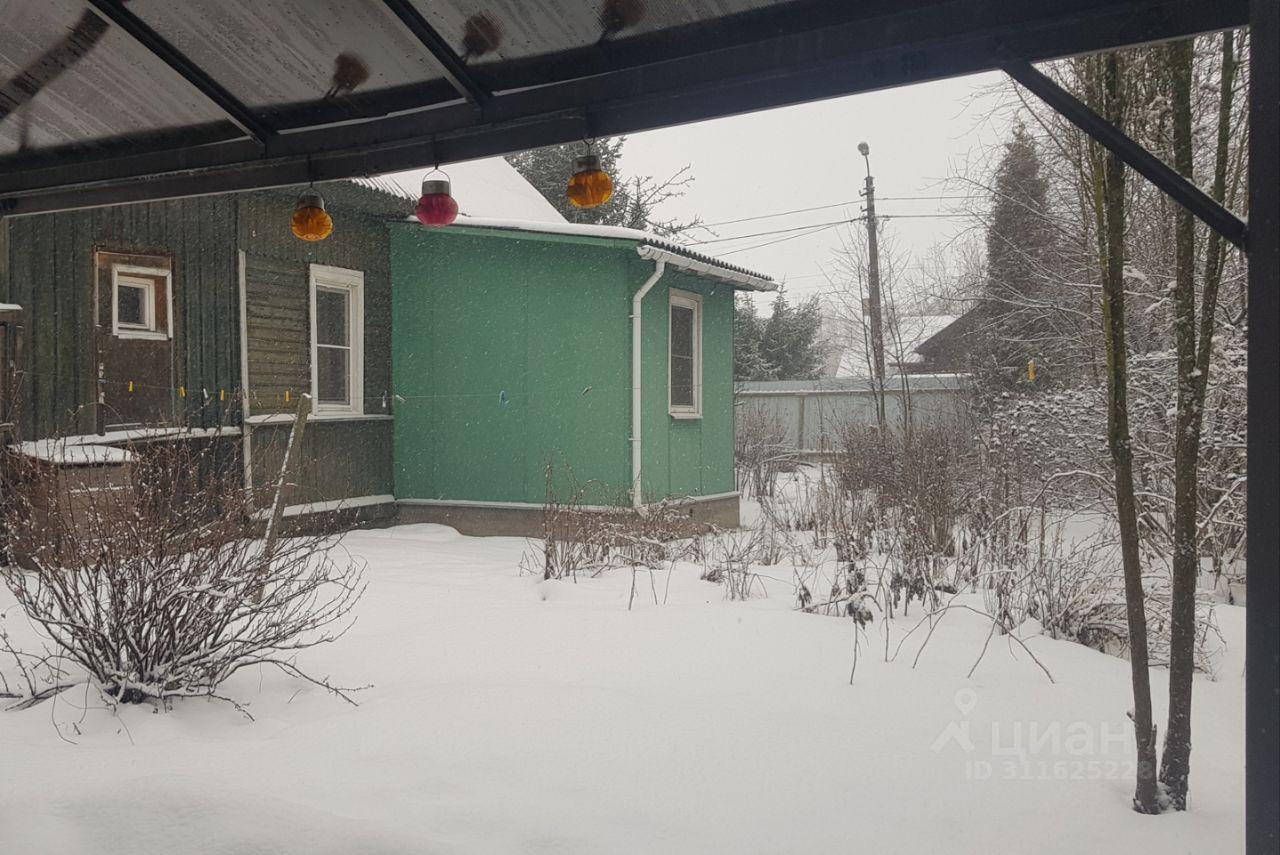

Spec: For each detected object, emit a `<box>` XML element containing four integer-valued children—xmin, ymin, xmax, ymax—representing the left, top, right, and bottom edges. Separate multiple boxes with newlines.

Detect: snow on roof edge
<box><xmin>406</xmin><ymin>215</ymin><xmax>776</xmax><ymax>290</ymax></box>
<box><xmin>636</xmin><ymin>244</ymin><xmax>775</xmax><ymax>292</ymax></box>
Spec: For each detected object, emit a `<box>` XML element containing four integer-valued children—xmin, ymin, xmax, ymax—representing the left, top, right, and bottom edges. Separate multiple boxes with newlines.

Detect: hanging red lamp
<box><xmin>291</xmin><ymin>188</ymin><xmax>333</xmax><ymax>241</ymax></box>
<box><xmin>566</xmin><ymin>152</ymin><xmax>613</xmax><ymax>209</ymax></box>
<box><xmin>416</xmin><ymin>171</ymin><xmax>459</xmax><ymax>227</ymax></box>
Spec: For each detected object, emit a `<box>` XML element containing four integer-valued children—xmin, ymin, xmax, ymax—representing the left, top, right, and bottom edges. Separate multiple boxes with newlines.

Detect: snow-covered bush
<box><xmin>1</xmin><ymin>436</ymin><xmax>365</xmax><ymax>708</ymax></box>
<box><xmin>979</xmin><ymin>335</ymin><xmax>1248</xmax><ymax>581</ymax></box>
<box><xmin>971</xmin><ymin>509</ymin><xmax>1224</xmax><ymax>675</ymax></box>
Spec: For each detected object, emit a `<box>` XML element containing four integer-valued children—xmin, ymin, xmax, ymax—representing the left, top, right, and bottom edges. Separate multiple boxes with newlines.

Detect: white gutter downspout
<box><xmin>631</xmin><ymin>259</ymin><xmax>666</xmax><ymax>508</ymax></box>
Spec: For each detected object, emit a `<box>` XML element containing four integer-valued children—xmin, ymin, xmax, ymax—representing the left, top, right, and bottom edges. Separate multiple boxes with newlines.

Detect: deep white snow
<box><xmin>0</xmin><ymin>523</ymin><xmax>1244</xmax><ymax>854</ymax></box>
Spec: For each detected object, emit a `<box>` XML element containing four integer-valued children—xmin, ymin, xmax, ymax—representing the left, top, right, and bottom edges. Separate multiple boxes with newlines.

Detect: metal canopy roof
<box><xmin>0</xmin><ymin>0</ymin><xmax>1248</xmax><ymax>216</ymax></box>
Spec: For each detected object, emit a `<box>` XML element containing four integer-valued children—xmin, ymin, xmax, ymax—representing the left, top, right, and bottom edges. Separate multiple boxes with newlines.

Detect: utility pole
<box><xmin>859</xmin><ymin>141</ymin><xmax>887</xmax><ymax>430</ymax></box>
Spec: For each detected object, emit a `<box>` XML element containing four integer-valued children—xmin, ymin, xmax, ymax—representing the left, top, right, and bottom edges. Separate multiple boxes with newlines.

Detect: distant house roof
<box><xmin>834</xmin><ymin>313</ymin><xmax>960</xmax><ymax>378</ymax></box>
<box><xmin>914</xmin><ymin>304</ymin><xmax>989</xmax><ymax>360</ymax></box>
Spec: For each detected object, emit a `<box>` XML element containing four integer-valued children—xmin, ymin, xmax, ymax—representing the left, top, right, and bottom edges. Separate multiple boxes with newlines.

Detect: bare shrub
<box><xmin>521</xmin><ymin>460</ymin><xmax>616</xmax><ymax>581</ymax></box>
<box><xmin>735</xmin><ymin>401</ymin><xmax>792</xmax><ymax>499</ymax></box>
<box><xmin>971</xmin><ymin>506</ymin><xmax>1224</xmax><ymax>675</ymax></box>
<box><xmin>0</xmin><ymin>434</ymin><xmax>365</xmax><ymax>709</ymax></box>
<box><xmin>521</xmin><ymin>459</ymin><xmax>697</xmax><ymax>589</ymax></box>
<box><xmin>829</xmin><ymin>419</ymin><xmax>972</xmax><ymax>616</ymax></box>
<box><xmin>699</xmin><ymin>528</ymin><xmax>766</xmax><ymax>600</ymax></box>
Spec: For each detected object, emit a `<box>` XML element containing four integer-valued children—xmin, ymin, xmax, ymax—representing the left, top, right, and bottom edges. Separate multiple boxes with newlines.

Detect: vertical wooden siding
<box><xmin>242</xmin><ymin>254</ymin><xmax>311</xmax><ymax>410</ymax></box>
<box><xmin>249</xmin><ymin>420</ymin><xmax>394</xmax><ymax>506</ymax></box>
<box><xmin>237</xmin><ymin>190</ymin><xmax>392</xmax><ymax>417</ymax></box>
<box><xmin>238</xmin><ymin>188</ymin><xmax>396</xmax><ymax>505</ymax></box>
<box><xmin>1</xmin><ymin>197</ymin><xmax>239</xmax><ymax>438</ymax></box>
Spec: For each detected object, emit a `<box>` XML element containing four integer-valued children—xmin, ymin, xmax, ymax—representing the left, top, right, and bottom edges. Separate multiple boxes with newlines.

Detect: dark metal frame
<box><xmin>1245</xmin><ymin>3</ymin><xmax>1278</xmax><ymax>853</ymax></box>
<box><xmin>83</xmin><ymin>0</ymin><xmax>273</xmax><ymax>147</ymax></box>
<box><xmin>1004</xmin><ymin>61</ymin><xmax>1248</xmax><ymax>249</ymax></box>
<box><xmin>0</xmin><ymin>0</ymin><xmax>1249</xmax><ymax>216</ymax></box>
<box><xmin>380</xmin><ymin>0</ymin><xmax>491</xmax><ymax>106</ymax></box>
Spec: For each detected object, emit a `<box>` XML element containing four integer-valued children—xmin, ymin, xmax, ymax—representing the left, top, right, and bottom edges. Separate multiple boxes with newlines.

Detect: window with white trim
<box><xmin>668</xmin><ymin>290</ymin><xmax>702</xmax><ymax>418</ymax></box>
<box><xmin>309</xmin><ymin>265</ymin><xmax>364</xmax><ymax>415</ymax></box>
<box><xmin>111</xmin><ymin>265</ymin><xmax>171</xmax><ymax>340</ymax></box>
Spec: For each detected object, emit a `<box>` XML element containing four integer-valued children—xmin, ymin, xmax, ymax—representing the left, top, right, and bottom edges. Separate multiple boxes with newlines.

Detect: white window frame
<box><xmin>308</xmin><ymin>264</ymin><xmax>364</xmax><ymax>416</ymax></box>
<box><xmin>668</xmin><ymin>289</ymin><xmax>703</xmax><ymax>419</ymax></box>
<box><xmin>111</xmin><ymin>264</ymin><xmax>172</xmax><ymax>340</ymax></box>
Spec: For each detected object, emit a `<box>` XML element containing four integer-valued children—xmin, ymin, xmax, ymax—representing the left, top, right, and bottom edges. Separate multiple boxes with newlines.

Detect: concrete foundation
<box><xmin>395</xmin><ymin>493</ymin><xmax>741</xmax><ymax>539</ymax></box>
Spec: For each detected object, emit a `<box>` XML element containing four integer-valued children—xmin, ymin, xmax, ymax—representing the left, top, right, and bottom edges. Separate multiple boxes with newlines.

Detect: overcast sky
<box><xmin>613</xmin><ymin>71</ymin><xmax>1013</xmax><ymax>309</ymax></box>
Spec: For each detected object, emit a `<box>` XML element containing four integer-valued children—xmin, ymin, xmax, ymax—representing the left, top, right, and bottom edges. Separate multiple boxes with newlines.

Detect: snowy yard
<box><xmin>1</xmin><ymin>522</ymin><xmax>1244</xmax><ymax>854</ymax></box>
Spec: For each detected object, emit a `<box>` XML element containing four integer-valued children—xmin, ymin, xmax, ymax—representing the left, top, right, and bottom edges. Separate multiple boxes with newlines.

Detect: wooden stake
<box><xmin>255</xmin><ymin>393</ymin><xmax>312</xmax><ymax>602</ymax></box>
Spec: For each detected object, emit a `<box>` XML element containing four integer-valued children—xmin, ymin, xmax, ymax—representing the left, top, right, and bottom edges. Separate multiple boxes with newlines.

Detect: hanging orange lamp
<box><xmin>291</xmin><ymin>188</ymin><xmax>333</xmax><ymax>241</ymax></box>
<box><xmin>566</xmin><ymin>152</ymin><xmax>613</xmax><ymax>209</ymax></box>
<box><xmin>416</xmin><ymin>171</ymin><xmax>459</xmax><ymax>227</ymax></box>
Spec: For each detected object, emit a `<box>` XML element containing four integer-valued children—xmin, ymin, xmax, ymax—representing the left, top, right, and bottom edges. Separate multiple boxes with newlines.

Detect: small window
<box><xmin>111</xmin><ymin>265</ymin><xmax>171</xmax><ymax>340</ymax></box>
<box><xmin>309</xmin><ymin>265</ymin><xmax>364</xmax><ymax>414</ymax></box>
<box><xmin>669</xmin><ymin>290</ymin><xmax>702</xmax><ymax>418</ymax></box>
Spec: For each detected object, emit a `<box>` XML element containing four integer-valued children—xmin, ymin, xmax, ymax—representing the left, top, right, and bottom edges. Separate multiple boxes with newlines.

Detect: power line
<box><xmin>699</xmin><ymin>200</ymin><xmax>860</xmax><ymax>229</ymax></box>
<box><xmin>879</xmin><ymin>213</ymin><xmax>972</xmax><ymax>219</ymax></box>
<box><xmin>718</xmin><ymin>223</ymin><xmax>842</xmax><ymax>256</ymax></box>
<box><xmin>687</xmin><ymin>211</ymin><xmax>972</xmax><ymax>248</ymax></box>
<box><xmin>696</xmin><ymin>195</ymin><xmax>971</xmax><ymax>229</ymax></box>
<box><xmin>687</xmin><ymin>216</ymin><xmax>865</xmax><ymax>246</ymax></box>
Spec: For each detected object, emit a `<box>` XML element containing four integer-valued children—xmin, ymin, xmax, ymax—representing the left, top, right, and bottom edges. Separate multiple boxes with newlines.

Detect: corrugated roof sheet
<box><xmin>430</xmin><ymin>216</ymin><xmax>776</xmax><ymax>287</ymax></box>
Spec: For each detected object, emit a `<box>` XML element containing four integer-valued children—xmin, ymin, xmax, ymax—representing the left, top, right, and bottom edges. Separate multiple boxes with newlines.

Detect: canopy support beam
<box><xmin>1246</xmin><ymin>1</ymin><xmax>1279</xmax><ymax>852</ymax></box>
<box><xmin>84</xmin><ymin>0</ymin><xmax>273</xmax><ymax>146</ymax></box>
<box><xmin>1003</xmin><ymin>60</ymin><xmax>1247</xmax><ymax>250</ymax></box>
<box><xmin>0</xmin><ymin>0</ymin><xmax>1247</xmax><ymax>215</ymax></box>
<box><xmin>381</xmin><ymin>0</ymin><xmax>491</xmax><ymax>106</ymax></box>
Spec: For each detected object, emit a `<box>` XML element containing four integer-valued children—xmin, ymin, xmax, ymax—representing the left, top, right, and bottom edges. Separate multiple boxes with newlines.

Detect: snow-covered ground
<box><xmin>1</xmin><ymin>523</ymin><xmax>1244</xmax><ymax>854</ymax></box>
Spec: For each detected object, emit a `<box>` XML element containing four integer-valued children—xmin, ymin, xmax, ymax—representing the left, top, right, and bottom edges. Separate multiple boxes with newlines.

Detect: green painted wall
<box><xmin>391</xmin><ymin>225</ymin><xmax>736</xmax><ymax>507</ymax></box>
<box><xmin>637</xmin><ymin>267</ymin><xmax>737</xmax><ymax>501</ymax></box>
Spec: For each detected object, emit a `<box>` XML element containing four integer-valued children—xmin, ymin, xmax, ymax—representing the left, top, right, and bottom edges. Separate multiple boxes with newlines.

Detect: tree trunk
<box><xmin>1160</xmin><ymin>32</ymin><xmax>1238</xmax><ymax>811</ymax></box>
<box><xmin>1160</xmin><ymin>35</ymin><xmax>1198</xmax><ymax>812</ymax></box>
<box><xmin>1094</xmin><ymin>52</ymin><xmax>1162</xmax><ymax>815</ymax></box>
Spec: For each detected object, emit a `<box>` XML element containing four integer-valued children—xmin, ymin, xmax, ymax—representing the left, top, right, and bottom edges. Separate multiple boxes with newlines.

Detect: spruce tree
<box><xmin>757</xmin><ymin>293</ymin><xmax>825</xmax><ymax>380</ymax></box>
<box><xmin>977</xmin><ymin>123</ymin><xmax>1060</xmax><ymax>386</ymax></box>
<box><xmin>733</xmin><ymin>294</ymin><xmax>771</xmax><ymax>381</ymax></box>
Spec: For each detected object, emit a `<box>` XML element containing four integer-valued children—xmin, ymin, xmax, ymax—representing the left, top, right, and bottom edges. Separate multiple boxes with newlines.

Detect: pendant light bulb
<box><xmin>416</xmin><ymin>174</ymin><xmax>459</xmax><ymax>227</ymax></box>
<box><xmin>291</xmin><ymin>189</ymin><xmax>333</xmax><ymax>241</ymax></box>
<box><xmin>566</xmin><ymin>153</ymin><xmax>613</xmax><ymax>209</ymax></box>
